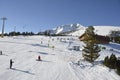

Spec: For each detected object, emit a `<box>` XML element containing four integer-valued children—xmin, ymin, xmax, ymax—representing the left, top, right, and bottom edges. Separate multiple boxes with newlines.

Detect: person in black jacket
<box><xmin>10</xmin><ymin>59</ymin><xmax>14</xmax><ymax>69</ymax></box>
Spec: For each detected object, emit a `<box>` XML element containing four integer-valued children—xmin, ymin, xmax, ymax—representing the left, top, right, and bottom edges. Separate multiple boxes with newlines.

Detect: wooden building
<box><xmin>79</xmin><ymin>33</ymin><xmax>110</xmax><ymax>44</ymax></box>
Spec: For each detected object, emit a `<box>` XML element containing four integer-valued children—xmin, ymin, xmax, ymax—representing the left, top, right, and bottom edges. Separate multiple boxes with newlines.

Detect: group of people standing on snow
<box><xmin>0</xmin><ymin>51</ymin><xmax>14</xmax><ymax>69</ymax></box>
<box><xmin>9</xmin><ymin>55</ymin><xmax>41</xmax><ymax>69</ymax></box>
<box><xmin>1</xmin><ymin>50</ymin><xmax>42</xmax><ymax>69</ymax></box>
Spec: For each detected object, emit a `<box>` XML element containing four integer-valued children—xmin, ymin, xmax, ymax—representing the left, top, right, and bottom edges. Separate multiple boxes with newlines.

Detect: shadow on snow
<box><xmin>37</xmin><ymin>52</ymin><xmax>48</xmax><ymax>55</ymax></box>
<box><xmin>30</xmin><ymin>44</ymin><xmax>48</xmax><ymax>48</ymax></box>
<box><xmin>11</xmin><ymin>68</ymin><xmax>35</xmax><ymax>75</ymax></box>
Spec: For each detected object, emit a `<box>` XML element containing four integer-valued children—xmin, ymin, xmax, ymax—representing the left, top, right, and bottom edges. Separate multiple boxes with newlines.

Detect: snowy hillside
<box><xmin>50</xmin><ymin>23</ymin><xmax>120</xmax><ymax>36</ymax></box>
<box><xmin>69</xmin><ymin>25</ymin><xmax>120</xmax><ymax>36</ymax></box>
<box><xmin>0</xmin><ymin>36</ymin><xmax>120</xmax><ymax>80</ymax></box>
<box><xmin>94</xmin><ymin>26</ymin><xmax>120</xmax><ymax>36</ymax></box>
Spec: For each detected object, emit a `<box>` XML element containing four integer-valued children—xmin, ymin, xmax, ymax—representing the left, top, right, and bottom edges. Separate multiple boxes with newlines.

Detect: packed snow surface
<box><xmin>0</xmin><ymin>36</ymin><xmax>120</xmax><ymax>80</ymax></box>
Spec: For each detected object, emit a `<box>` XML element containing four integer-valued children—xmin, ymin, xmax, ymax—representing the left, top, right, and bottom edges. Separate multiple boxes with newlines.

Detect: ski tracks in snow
<box><xmin>68</xmin><ymin>61</ymin><xmax>120</xmax><ymax>80</ymax></box>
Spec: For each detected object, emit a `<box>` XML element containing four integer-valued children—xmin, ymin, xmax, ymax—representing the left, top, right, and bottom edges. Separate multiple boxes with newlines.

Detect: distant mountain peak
<box><xmin>53</xmin><ymin>23</ymin><xmax>84</xmax><ymax>34</ymax></box>
<box><xmin>45</xmin><ymin>24</ymin><xmax>120</xmax><ymax>36</ymax></box>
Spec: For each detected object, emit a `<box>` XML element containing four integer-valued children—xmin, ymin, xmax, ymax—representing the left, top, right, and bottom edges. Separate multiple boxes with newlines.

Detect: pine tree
<box><xmin>109</xmin><ymin>53</ymin><xmax>117</xmax><ymax>69</ymax></box>
<box><xmin>103</xmin><ymin>56</ymin><xmax>109</xmax><ymax>66</ymax></box>
<box><xmin>103</xmin><ymin>54</ymin><xmax>117</xmax><ymax>69</ymax></box>
<box><xmin>82</xmin><ymin>41</ymin><xmax>100</xmax><ymax>62</ymax></box>
<box><xmin>103</xmin><ymin>54</ymin><xmax>120</xmax><ymax>75</ymax></box>
<box><xmin>82</xmin><ymin>26</ymin><xmax>100</xmax><ymax>62</ymax></box>
<box><xmin>85</xmin><ymin>26</ymin><xmax>95</xmax><ymax>35</ymax></box>
<box><xmin>116</xmin><ymin>60</ymin><xmax>120</xmax><ymax>75</ymax></box>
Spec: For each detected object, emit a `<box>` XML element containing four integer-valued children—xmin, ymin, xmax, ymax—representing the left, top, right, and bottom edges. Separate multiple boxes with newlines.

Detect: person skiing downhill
<box><xmin>10</xmin><ymin>59</ymin><xmax>14</xmax><ymax>69</ymax></box>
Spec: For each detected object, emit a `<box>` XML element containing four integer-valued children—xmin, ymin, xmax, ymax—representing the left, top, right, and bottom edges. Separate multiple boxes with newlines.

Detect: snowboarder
<box><xmin>10</xmin><ymin>59</ymin><xmax>14</xmax><ymax>69</ymax></box>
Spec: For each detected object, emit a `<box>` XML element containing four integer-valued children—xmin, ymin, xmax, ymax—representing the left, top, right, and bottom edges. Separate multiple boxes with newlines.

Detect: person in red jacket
<box><xmin>38</xmin><ymin>56</ymin><xmax>41</xmax><ymax>61</ymax></box>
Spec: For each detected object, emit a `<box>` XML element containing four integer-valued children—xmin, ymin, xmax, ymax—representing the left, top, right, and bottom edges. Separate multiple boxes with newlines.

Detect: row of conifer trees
<box><xmin>103</xmin><ymin>54</ymin><xmax>120</xmax><ymax>75</ymax></box>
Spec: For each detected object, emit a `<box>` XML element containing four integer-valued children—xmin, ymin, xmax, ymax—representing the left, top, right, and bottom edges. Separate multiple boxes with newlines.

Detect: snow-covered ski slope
<box><xmin>0</xmin><ymin>36</ymin><xmax>120</xmax><ymax>80</ymax></box>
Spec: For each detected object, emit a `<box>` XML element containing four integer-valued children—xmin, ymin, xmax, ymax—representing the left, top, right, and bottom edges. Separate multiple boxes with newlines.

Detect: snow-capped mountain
<box><xmin>48</xmin><ymin>23</ymin><xmax>85</xmax><ymax>35</ymax></box>
<box><xmin>54</xmin><ymin>24</ymin><xmax>84</xmax><ymax>34</ymax></box>
<box><xmin>71</xmin><ymin>26</ymin><xmax>120</xmax><ymax>36</ymax></box>
<box><xmin>49</xmin><ymin>24</ymin><xmax>120</xmax><ymax>36</ymax></box>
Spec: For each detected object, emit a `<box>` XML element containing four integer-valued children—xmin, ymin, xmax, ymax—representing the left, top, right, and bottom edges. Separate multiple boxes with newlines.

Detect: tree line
<box><xmin>1</xmin><ymin>31</ymin><xmax>35</xmax><ymax>36</ymax></box>
<box><xmin>0</xmin><ymin>31</ymin><xmax>65</xmax><ymax>37</ymax></box>
<box><xmin>103</xmin><ymin>54</ymin><xmax>120</xmax><ymax>75</ymax></box>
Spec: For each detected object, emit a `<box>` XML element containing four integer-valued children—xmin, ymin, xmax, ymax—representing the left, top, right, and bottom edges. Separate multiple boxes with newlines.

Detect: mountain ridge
<box><xmin>48</xmin><ymin>24</ymin><xmax>120</xmax><ymax>36</ymax></box>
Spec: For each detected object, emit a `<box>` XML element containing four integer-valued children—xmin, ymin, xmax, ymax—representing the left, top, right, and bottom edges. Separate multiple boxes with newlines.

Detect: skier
<box><xmin>10</xmin><ymin>59</ymin><xmax>14</xmax><ymax>69</ymax></box>
<box><xmin>38</xmin><ymin>56</ymin><xmax>41</xmax><ymax>61</ymax></box>
<box><xmin>0</xmin><ymin>51</ymin><xmax>2</xmax><ymax>55</ymax></box>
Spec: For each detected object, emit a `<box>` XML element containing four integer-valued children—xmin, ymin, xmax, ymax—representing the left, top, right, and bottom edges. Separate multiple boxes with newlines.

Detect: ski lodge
<box><xmin>79</xmin><ymin>33</ymin><xmax>110</xmax><ymax>44</ymax></box>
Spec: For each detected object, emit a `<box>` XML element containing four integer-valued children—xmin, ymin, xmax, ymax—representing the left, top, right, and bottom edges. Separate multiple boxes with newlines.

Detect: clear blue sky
<box><xmin>0</xmin><ymin>0</ymin><xmax>120</xmax><ymax>33</ymax></box>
